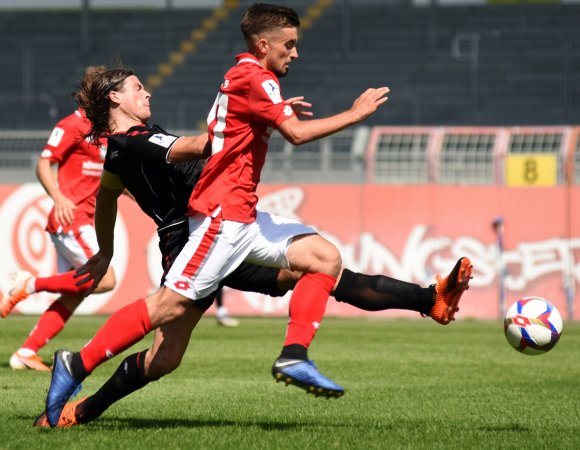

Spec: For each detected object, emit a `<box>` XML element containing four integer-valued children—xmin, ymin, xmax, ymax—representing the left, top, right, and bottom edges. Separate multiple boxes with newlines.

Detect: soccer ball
<box><xmin>504</xmin><ymin>297</ymin><xmax>563</xmax><ymax>355</ymax></box>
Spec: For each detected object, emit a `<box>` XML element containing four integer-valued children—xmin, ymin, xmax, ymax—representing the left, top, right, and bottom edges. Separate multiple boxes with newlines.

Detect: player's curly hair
<box><xmin>75</xmin><ymin>68</ymin><xmax>135</xmax><ymax>144</ymax></box>
<box><xmin>241</xmin><ymin>3</ymin><xmax>300</xmax><ymax>44</ymax></box>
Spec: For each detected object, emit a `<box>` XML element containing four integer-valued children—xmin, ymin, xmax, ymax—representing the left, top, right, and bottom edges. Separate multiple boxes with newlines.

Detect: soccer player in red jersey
<box><xmin>41</xmin><ymin>5</ymin><xmax>472</xmax><ymax>427</ymax></box>
<box><xmin>163</xmin><ymin>3</ymin><xmax>388</xmax><ymax>396</ymax></box>
<box><xmin>0</xmin><ymin>66</ymin><xmax>116</xmax><ymax>371</ymax></box>
<box><xmin>36</xmin><ymin>66</ymin><xmax>471</xmax><ymax>428</ymax></box>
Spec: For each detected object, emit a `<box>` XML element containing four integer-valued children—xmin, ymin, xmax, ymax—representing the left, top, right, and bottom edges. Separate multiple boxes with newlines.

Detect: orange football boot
<box><xmin>33</xmin><ymin>398</ymin><xmax>86</xmax><ymax>428</ymax></box>
<box><xmin>429</xmin><ymin>257</ymin><xmax>473</xmax><ymax>325</ymax></box>
<box><xmin>0</xmin><ymin>271</ymin><xmax>33</xmax><ymax>318</ymax></box>
<box><xmin>10</xmin><ymin>352</ymin><xmax>51</xmax><ymax>371</ymax></box>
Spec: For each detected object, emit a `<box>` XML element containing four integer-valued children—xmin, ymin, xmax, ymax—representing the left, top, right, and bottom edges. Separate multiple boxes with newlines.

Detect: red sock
<box><xmin>21</xmin><ymin>300</ymin><xmax>73</xmax><ymax>353</ymax></box>
<box><xmin>34</xmin><ymin>271</ymin><xmax>92</xmax><ymax>296</ymax></box>
<box><xmin>80</xmin><ymin>298</ymin><xmax>152</xmax><ymax>374</ymax></box>
<box><xmin>284</xmin><ymin>273</ymin><xmax>336</xmax><ymax>348</ymax></box>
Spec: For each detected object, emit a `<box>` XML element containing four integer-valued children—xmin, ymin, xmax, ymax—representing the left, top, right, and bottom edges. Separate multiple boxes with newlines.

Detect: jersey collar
<box><xmin>236</xmin><ymin>53</ymin><xmax>262</xmax><ymax>66</ymax></box>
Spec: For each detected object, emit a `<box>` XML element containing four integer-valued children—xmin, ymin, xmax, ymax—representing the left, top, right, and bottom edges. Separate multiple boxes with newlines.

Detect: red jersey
<box><xmin>189</xmin><ymin>53</ymin><xmax>295</xmax><ymax>222</ymax></box>
<box><xmin>42</xmin><ymin>109</ymin><xmax>107</xmax><ymax>233</ymax></box>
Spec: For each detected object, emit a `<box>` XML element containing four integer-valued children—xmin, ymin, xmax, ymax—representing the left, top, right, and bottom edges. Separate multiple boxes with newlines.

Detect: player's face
<box><xmin>263</xmin><ymin>27</ymin><xmax>298</xmax><ymax>78</ymax></box>
<box><xmin>116</xmin><ymin>75</ymin><xmax>151</xmax><ymax>122</ymax></box>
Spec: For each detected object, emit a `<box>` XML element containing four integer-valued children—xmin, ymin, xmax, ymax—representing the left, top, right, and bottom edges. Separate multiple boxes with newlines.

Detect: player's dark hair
<box><xmin>75</xmin><ymin>68</ymin><xmax>135</xmax><ymax>144</ymax></box>
<box><xmin>72</xmin><ymin>66</ymin><xmax>106</xmax><ymax>102</ymax></box>
<box><xmin>241</xmin><ymin>3</ymin><xmax>300</xmax><ymax>43</ymax></box>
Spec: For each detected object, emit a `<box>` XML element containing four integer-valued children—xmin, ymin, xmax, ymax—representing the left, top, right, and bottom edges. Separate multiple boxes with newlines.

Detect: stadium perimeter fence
<box><xmin>0</xmin><ymin>126</ymin><xmax>578</xmax><ymax>186</ymax></box>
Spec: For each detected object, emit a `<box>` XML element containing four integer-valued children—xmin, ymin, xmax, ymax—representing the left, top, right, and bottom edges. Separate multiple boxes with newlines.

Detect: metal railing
<box><xmin>1</xmin><ymin>126</ymin><xmax>578</xmax><ymax>186</ymax></box>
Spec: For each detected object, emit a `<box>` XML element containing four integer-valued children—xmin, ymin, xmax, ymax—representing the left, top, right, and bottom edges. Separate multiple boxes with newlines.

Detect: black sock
<box><xmin>70</xmin><ymin>352</ymin><xmax>88</xmax><ymax>381</ymax></box>
<box><xmin>76</xmin><ymin>351</ymin><xmax>152</xmax><ymax>424</ymax></box>
<box><xmin>279</xmin><ymin>344</ymin><xmax>308</xmax><ymax>361</ymax></box>
<box><xmin>334</xmin><ymin>269</ymin><xmax>435</xmax><ymax>316</ymax></box>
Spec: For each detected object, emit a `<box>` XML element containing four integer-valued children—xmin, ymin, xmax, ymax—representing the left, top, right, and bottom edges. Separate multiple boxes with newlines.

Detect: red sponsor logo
<box><xmin>174</xmin><ymin>280</ymin><xmax>191</xmax><ymax>291</ymax></box>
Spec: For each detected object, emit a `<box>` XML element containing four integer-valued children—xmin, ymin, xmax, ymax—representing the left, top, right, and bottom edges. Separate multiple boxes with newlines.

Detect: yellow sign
<box><xmin>506</xmin><ymin>153</ymin><xmax>558</xmax><ymax>186</ymax></box>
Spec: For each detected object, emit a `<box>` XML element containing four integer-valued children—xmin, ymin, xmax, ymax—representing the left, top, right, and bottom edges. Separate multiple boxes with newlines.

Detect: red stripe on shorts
<box><xmin>73</xmin><ymin>227</ymin><xmax>95</xmax><ymax>260</ymax></box>
<box><xmin>181</xmin><ymin>214</ymin><xmax>223</xmax><ymax>278</ymax></box>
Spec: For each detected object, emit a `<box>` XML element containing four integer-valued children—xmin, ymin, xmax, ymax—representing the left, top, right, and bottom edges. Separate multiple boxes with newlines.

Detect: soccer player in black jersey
<box><xmin>36</xmin><ymin>67</ymin><xmax>472</xmax><ymax>427</ymax></box>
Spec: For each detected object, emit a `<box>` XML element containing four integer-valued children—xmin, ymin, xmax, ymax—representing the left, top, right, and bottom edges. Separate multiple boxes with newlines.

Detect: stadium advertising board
<box><xmin>1</xmin><ymin>183</ymin><xmax>579</xmax><ymax>320</ymax></box>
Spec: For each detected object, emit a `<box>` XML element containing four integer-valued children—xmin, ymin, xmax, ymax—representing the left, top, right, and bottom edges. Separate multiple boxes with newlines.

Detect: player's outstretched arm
<box><xmin>167</xmin><ymin>132</ymin><xmax>211</xmax><ymax>163</ymax></box>
<box><xmin>285</xmin><ymin>96</ymin><xmax>313</xmax><ymax>118</ymax></box>
<box><xmin>74</xmin><ymin>172</ymin><xmax>123</xmax><ymax>294</ymax></box>
<box><xmin>278</xmin><ymin>87</ymin><xmax>389</xmax><ymax>146</ymax></box>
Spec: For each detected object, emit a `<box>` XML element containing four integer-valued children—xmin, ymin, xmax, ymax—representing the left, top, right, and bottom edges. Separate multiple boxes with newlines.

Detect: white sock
<box><xmin>25</xmin><ymin>278</ymin><xmax>36</xmax><ymax>294</ymax></box>
<box><xmin>16</xmin><ymin>348</ymin><xmax>36</xmax><ymax>357</ymax></box>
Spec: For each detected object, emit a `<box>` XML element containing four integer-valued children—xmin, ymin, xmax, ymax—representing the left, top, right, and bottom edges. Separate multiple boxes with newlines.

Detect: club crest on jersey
<box><xmin>149</xmin><ymin>133</ymin><xmax>178</xmax><ymax>148</ymax></box>
<box><xmin>261</xmin><ymin>79</ymin><xmax>282</xmax><ymax>104</ymax></box>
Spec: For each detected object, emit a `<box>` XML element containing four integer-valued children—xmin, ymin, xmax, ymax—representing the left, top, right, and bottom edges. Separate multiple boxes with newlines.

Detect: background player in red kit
<box><xmin>0</xmin><ymin>66</ymin><xmax>116</xmax><ymax>371</ymax></box>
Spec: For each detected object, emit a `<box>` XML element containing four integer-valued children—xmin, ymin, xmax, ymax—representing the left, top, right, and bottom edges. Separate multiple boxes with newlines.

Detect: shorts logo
<box><xmin>174</xmin><ymin>280</ymin><xmax>191</xmax><ymax>290</ymax></box>
<box><xmin>149</xmin><ymin>133</ymin><xmax>178</xmax><ymax>148</ymax></box>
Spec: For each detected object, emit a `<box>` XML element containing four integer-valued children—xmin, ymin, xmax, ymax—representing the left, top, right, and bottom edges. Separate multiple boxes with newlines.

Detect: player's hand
<box><xmin>53</xmin><ymin>194</ymin><xmax>76</xmax><ymax>226</ymax></box>
<box><xmin>350</xmin><ymin>87</ymin><xmax>390</xmax><ymax>122</ymax></box>
<box><xmin>285</xmin><ymin>96</ymin><xmax>313</xmax><ymax>118</ymax></box>
<box><xmin>74</xmin><ymin>252</ymin><xmax>112</xmax><ymax>296</ymax></box>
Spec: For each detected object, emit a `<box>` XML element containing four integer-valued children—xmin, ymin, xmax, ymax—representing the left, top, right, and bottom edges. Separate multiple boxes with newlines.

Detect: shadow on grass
<box><xmin>93</xmin><ymin>417</ymin><xmax>315</xmax><ymax>431</ymax></box>
<box><xmin>23</xmin><ymin>415</ymin><xmax>310</xmax><ymax>432</ymax></box>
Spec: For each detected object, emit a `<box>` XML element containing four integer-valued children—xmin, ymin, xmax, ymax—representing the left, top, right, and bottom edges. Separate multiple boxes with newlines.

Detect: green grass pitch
<box><xmin>0</xmin><ymin>316</ymin><xmax>579</xmax><ymax>449</ymax></box>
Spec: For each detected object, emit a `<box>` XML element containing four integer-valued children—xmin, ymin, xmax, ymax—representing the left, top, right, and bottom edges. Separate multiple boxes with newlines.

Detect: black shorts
<box><xmin>157</xmin><ymin>220</ymin><xmax>288</xmax><ymax>298</ymax></box>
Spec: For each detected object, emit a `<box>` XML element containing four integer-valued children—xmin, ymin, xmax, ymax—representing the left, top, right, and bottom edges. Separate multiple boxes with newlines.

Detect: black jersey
<box><xmin>104</xmin><ymin>124</ymin><xmax>286</xmax><ymax>298</ymax></box>
<box><xmin>105</xmin><ymin>125</ymin><xmax>204</xmax><ymax>231</ymax></box>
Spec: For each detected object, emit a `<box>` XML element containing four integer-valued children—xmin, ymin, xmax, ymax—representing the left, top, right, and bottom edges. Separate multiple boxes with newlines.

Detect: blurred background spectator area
<box><xmin>1</xmin><ymin>0</ymin><xmax>579</xmax><ymax>184</ymax></box>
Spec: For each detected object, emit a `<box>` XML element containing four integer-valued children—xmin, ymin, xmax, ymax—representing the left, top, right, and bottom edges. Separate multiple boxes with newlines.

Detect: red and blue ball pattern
<box><xmin>504</xmin><ymin>297</ymin><xmax>563</xmax><ymax>355</ymax></box>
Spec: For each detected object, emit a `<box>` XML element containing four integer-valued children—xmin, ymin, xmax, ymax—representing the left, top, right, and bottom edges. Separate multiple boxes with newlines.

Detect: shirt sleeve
<box><xmin>248</xmin><ymin>73</ymin><xmax>295</xmax><ymax>127</ymax></box>
<box><xmin>100</xmin><ymin>169</ymin><xmax>125</xmax><ymax>191</ymax></box>
<box><xmin>103</xmin><ymin>137</ymin><xmax>118</xmax><ymax>175</ymax></box>
<box><xmin>124</xmin><ymin>130</ymin><xmax>180</xmax><ymax>162</ymax></box>
<box><xmin>41</xmin><ymin>117</ymin><xmax>82</xmax><ymax>163</ymax></box>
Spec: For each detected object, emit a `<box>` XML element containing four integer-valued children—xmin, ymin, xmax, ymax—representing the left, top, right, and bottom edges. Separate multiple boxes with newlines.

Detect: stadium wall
<box><xmin>1</xmin><ymin>183</ymin><xmax>579</xmax><ymax>321</ymax></box>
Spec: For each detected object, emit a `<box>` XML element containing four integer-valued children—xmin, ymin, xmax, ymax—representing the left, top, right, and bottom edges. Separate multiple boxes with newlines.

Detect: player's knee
<box><xmin>91</xmin><ymin>268</ymin><xmax>116</xmax><ymax>294</ymax></box>
<box><xmin>320</xmin><ymin>244</ymin><xmax>342</xmax><ymax>277</ymax></box>
<box><xmin>158</xmin><ymin>301</ymin><xmax>189</xmax><ymax>325</ymax></box>
<box><xmin>146</xmin><ymin>289</ymin><xmax>191</xmax><ymax>327</ymax></box>
<box><xmin>100</xmin><ymin>269</ymin><xmax>117</xmax><ymax>292</ymax></box>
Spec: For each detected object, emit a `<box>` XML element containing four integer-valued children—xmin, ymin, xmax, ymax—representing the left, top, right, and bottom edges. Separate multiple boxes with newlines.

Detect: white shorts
<box><xmin>164</xmin><ymin>210</ymin><xmax>315</xmax><ymax>301</ymax></box>
<box><xmin>49</xmin><ymin>224</ymin><xmax>99</xmax><ymax>273</ymax></box>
